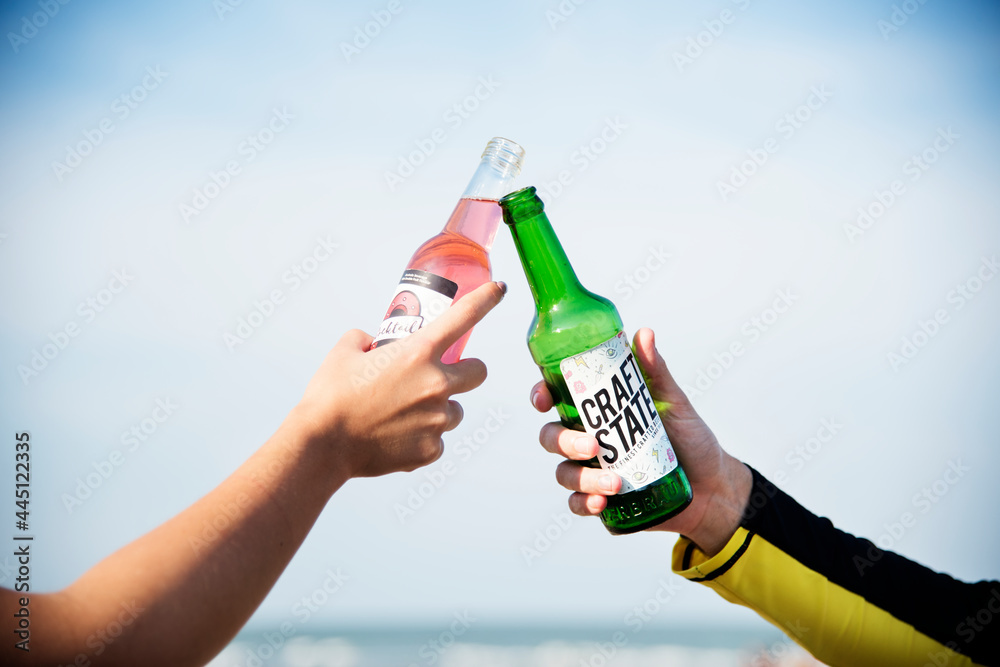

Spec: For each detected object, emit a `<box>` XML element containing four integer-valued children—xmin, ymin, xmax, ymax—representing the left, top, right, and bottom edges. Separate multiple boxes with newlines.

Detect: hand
<box><xmin>293</xmin><ymin>280</ymin><xmax>507</xmax><ymax>480</ymax></box>
<box><xmin>531</xmin><ymin>327</ymin><xmax>752</xmax><ymax>555</ymax></box>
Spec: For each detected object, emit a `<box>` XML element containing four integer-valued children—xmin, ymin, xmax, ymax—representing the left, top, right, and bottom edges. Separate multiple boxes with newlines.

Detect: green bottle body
<box><xmin>501</xmin><ymin>187</ymin><xmax>692</xmax><ymax>535</ymax></box>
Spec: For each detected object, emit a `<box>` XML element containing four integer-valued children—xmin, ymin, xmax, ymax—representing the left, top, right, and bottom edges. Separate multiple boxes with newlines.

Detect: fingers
<box><xmin>529</xmin><ymin>381</ymin><xmax>552</xmax><ymax>412</ymax></box>
<box><xmin>442</xmin><ymin>357</ymin><xmax>488</xmax><ymax>396</ymax></box>
<box><xmin>539</xmin><ymin>423</ymin><xmax>599</xmax><ymax>460</ymax></box>
<box><xmin>421</xmin><ymin>281</ymin><xmax>506</xmax><ymax>357</ymax></box>
<box><xmin>529</xmin><ymin>365</ymin><xmax>621</xmax><ymax>518</ymax></box>
<box><xmin>569</xmin><ymin>492</ymin><xmax>608</xmax><ymax>516</ymax></box>
<box><xmin>556</xmin><ymin>460</ymin><xmax>621</xmax><ymax>495</ymax></box>
<box><xmin>408</xmin><ymin>438</ymin><xmax>445</xmax><ymax>471</ymax></box>
<box><xmin>443</xmin><ymin>400</ymin><xmax>464</xmax><ymax>432</ymax></box>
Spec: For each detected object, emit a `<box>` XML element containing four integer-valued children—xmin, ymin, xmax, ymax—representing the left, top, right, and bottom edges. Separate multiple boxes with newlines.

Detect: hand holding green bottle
<box><xmin>501</xmin><ymin>186</ymin><xmax>694</xmax><ymax>534</ymax></box>
<box><xmin>530</xmin><ymin>327</ymin><xmax>753</xmax><ymax>555</ymax></box>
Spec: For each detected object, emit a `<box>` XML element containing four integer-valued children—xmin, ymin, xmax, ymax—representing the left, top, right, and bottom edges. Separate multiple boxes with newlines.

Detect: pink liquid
<box><xmin>403</xmin><ymin>197</ymin><xmax>501</xmax><ymax>363</ymax></box>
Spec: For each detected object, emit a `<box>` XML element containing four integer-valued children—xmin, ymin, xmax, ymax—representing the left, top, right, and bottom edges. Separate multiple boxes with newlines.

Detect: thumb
<box><xmin>632</xmin><ymin>328</ymin><xmax>691</xmax><ymax>410</ymax></box>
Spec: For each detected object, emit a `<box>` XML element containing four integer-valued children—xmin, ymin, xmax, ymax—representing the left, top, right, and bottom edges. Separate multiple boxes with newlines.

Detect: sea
<box><xmin>207</xmin><ymin>625</ymin><xmax>827</xmax><ymax>667</ymax></box>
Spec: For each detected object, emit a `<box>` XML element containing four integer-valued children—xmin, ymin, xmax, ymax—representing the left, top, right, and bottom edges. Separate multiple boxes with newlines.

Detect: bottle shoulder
<box><xmin>409</xmin><ymin>232</ymin><xmax>491</xmax><ymax>270</ymax></box>
<box><xmin>411</xmin><ymin>230</ymin><xmax>488</xmax><ymax>255</ymax></box>
<box><xmin>527</xmin><ymin>293</ymin><xmax>623</xmax><ymax>365</ymax></box>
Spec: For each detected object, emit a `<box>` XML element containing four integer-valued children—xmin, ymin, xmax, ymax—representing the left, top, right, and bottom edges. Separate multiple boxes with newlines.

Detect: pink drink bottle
<box><xmin>371</xmin><ymin>137</ymin><xmax>525</xmax><ymax>362</ymax></box>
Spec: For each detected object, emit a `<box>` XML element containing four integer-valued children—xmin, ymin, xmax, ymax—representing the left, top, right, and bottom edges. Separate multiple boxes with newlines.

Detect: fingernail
<box><xmin>574</xmin><ymin>437</ymin><xmax>592</xmax><ymax>456</ymax></box>
<box><xmin>531</xmin><ymin>391</ymin><xmax>542</xmax><ymax>411</ymax></box>
<box><xmin>599</xmin><ymin>474</ymin><xmax>614</xmax><ymax>492</ymax></box>
<box><xmin>496</xmin><ymin>281</ymin><xmax>508</xmax><ymax>296</ymax></box>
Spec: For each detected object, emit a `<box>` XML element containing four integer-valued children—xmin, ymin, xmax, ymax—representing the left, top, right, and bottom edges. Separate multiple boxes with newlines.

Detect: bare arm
<box><xmin>2</xmin><ymin>281</ymin><xmax>506</xmax><ymax>667</ymax></box>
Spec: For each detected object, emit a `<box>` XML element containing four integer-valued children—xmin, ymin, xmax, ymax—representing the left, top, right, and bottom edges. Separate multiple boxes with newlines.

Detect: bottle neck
<box><xmin>441</xmin><ymin>137</ymin><xmax>524</xmax><ymax>251</ymax></box>
<box><xmin>442</xmin><ymin>197</ymin><xmax>502</xmax><ymax>251</ymax></box>
<box><xmin>459</xmin><ymin>155</ymin><xmax>519</xmax><ymax>201</ymax></box>
<box><xmin>503</xmin><ymin>196</ymin><xmax>585</xmax><ymax>309</ymax></box>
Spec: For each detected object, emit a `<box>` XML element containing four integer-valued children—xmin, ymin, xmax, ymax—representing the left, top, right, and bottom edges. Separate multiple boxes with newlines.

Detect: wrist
<box><xmin>685</xmin><ymin>456</ymin><xmax>752</xmax><ymax>557</ymax></box>
<box><xmin>281</xmin><ymin>404</ymin><xmax>354</xmax><ymax>492</ymax></box>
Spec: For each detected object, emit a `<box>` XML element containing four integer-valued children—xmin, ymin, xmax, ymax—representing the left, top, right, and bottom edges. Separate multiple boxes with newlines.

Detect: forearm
<box><xmin>19</xmin><ymin>411</ymin><xmax>347</xmax><ymax>666</ymax></box>
<box><xmin>3</xmin><ymin>285</ymin><xmax>501</xmax><ymax>665</ymax></box>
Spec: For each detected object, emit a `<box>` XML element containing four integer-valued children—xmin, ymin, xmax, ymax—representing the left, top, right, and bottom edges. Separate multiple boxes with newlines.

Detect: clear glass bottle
<box><xmin>372</xmin><ymin>137</ymin><xmax>525</xmax><ymax>363</ymax></box>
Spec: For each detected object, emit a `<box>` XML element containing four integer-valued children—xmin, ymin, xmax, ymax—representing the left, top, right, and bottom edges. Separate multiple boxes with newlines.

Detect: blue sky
<box><xmin>2</xmin><ymin>0</ymin><xmax>999</xmax><ymax>637</ymax></box>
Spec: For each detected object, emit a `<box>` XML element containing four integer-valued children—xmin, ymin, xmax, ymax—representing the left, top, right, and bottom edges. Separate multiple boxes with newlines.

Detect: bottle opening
<box><xmin>500</xmin><ymin>186</ymin><xmax>545</xmax><ymax>224</ymax></box>
<box><xmin>482</xmin><ymin>137</ymin><xmax>525</xmax><ymax>178</ymax></box>
<box><xmin>461</xmin><ymin>137</ymin><xmax>525</xmax><ymax>200</ymax></box>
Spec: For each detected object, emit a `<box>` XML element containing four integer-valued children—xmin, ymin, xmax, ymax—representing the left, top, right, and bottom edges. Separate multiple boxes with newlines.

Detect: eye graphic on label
<box><xmin>386</xmin><ymin>290</ymin><xmax>420</xmax><ymax>319</ymax></box>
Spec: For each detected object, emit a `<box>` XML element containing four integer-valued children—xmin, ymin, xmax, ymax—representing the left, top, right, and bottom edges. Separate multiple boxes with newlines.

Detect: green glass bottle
<box><xmin>500</xmin><ymin>187</ymin><xmax>692</xmax><ymax>535</ymax></box>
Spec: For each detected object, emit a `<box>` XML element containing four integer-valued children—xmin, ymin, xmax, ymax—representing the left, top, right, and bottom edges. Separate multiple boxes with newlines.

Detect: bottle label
<box><xmin>371</xmin><ymin>269</ymin><xmax>458</xmax><ymax>348</ymax></box>
<box><xmin>559</xmin><ymin>331</ymin><xmax>679</xmax><ymax>493</ymax></box>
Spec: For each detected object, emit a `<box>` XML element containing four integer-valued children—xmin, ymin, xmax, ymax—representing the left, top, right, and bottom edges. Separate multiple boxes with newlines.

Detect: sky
<box><xmin>1</xmin><ymin>0</ymin><xmax>999</xmax><ymax>643</ymax></box>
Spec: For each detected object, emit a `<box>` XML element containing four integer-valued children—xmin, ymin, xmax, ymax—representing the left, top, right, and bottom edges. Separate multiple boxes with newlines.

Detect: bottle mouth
<box><xmin>500</xmin><ymin>186</ymin><xmax>545</xmax><ymax>224</ymax></box>
<box><xmin>482</xmin><ymin>137</ymin><xmax>525</xmax><ymax>178</ymax></box>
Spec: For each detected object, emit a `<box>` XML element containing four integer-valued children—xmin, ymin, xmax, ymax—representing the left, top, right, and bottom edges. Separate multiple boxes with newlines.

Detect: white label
<box><xmin>371</xmin><ymin>269</ymin><xmax>457</xmax><ymax>348</ymax></box>
<box><xmin>560</xmin><ymin>331</ymin><xmax>678</xmax><ymax>493</ymax></box>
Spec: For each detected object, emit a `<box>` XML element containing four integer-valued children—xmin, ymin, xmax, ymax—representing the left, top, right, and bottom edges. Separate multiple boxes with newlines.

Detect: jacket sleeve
<box><xmin>671</xmin><ymin>467</ymin><xmax>1000</xmax><ymax>667</ymax></box>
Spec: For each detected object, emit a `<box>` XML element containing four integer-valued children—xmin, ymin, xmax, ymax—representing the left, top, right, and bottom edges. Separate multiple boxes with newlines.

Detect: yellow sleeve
<box><xmin>670</xmin><ymin>469</ymin><xmax>998</xmax><ymax>667</ymax></box>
